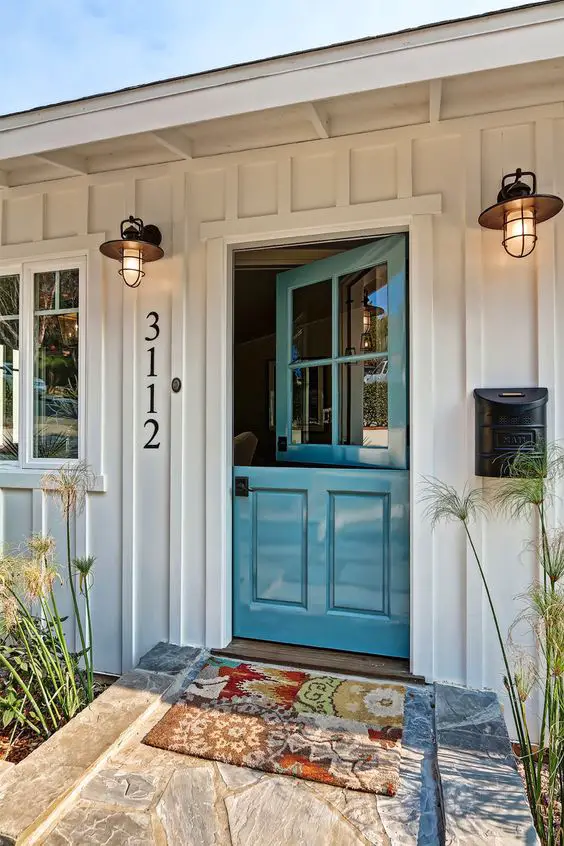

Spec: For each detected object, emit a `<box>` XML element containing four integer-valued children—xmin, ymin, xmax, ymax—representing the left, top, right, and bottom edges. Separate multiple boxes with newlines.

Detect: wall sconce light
<box><xmin>478</xmin><ymin>169</ymin><xmax>562</xmax><ymax>258</ymax></box>
<box><xmin>99</xmin><ymin>216</ymin><xmax>164</xmax><ymax>287</ymax></box>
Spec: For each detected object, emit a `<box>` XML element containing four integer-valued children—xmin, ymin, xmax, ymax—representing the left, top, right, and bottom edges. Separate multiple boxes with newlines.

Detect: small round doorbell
<box><xmin>171</xmin><ymin>377</ymin><xmax>182</xmax><ymax>393</ymax></box>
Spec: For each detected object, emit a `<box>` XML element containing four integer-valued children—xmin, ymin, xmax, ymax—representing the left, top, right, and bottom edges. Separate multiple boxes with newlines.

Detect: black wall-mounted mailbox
<box><xmin>474</xmin><ymin>388</ymin><xmax>548</xmax><ymax>477</ymax></box>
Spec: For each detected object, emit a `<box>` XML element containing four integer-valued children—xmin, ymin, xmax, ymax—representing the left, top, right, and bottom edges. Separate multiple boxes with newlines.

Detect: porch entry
<box><xmin>232</xmin><ymin>235</ymin><xmax>409</xmax><ymax>658</ymax></box>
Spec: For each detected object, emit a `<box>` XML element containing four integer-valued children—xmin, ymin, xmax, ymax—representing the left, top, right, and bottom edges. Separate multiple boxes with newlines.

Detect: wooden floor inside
<box><xmin>212</xmin><ymin>638</ymin><xmax>425</xmax><ymax>684</ymax></box>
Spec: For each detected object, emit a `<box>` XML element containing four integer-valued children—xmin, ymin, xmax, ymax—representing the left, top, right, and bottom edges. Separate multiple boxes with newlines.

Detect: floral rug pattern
<box><xmin>143</xmin><ymin>657</ymin><xmax>405</xmax><ymax>795</ymax></box>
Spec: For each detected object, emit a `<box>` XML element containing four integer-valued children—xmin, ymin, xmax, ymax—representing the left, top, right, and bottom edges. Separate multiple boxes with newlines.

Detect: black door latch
<box><xmin>235</xmin><ymin>477</ymin><xmax>250</xmax><ymax>497</ymax></box>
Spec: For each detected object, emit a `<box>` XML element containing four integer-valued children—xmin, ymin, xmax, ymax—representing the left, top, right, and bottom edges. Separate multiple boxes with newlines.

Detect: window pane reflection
<box><xmin>0</xmin><ymin>319</ymin><xmax>20</xmax><ymax>461</ymax></box>
<box><xmin>339</xmin><ymin>264</ymin><xmax>388</xmax><ymax>356</ymax></box>
<box><xmin>292</xmin><ymin>280</ymin><xmax>332</xmax><ymax>362</ymax></box>
<box><xmin>340</xmin><ymin>358</ymin><xmax>388</xmax><ymax>447</ymax></box>
<box><xmin>291</xmin><ymin>365</ymin><xmax>332</xmax><ymax>445</ymax></box>
<box><xmin>34</xmin><ymin>269</ymin><xmax>79</xmax><ymax>459</ymax></box>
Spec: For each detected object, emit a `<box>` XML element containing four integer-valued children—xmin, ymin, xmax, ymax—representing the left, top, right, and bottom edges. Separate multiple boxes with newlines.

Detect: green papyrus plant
<box><xmin>0</xmin><ymin>463</ymin><xmax>97</xmax><ymax>744</ymax></box>
<box><xmin>422</xmin><ymin>445</ymin><xmax>564</xmax><ymax>845</ymax></box>
<box><xmin>41</xmin><ymin>461</ymin><xmax>96</xmax><ymax>700</ymax></box>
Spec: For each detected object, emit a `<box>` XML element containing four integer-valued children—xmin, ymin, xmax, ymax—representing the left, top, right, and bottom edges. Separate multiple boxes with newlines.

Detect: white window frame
<box><xmin>22</xmin><ymin>256</ymin><xmax>85</xmax><ymax>469</ymax></box>
<box><xmin>0</xmin><ymin>240</ymin><xmax>103</xmax><ymax>484</ymax></box>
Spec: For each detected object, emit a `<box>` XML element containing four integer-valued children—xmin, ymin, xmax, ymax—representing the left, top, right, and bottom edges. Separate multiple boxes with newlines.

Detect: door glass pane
<box><xmin>292</xmin><ymin>279</ymin><xmax>332</xmax><ymax>362</ymax></box>
<box><xmin>339</xmin><ymin>358</ymin><xmax>388</xmax><ymax>448</ymax></box>
<box><xmin>291</xmin><ymin>365</ymin><xmax>332</xmax><ymax>445</ymax></box>
<box><xmin>339</xmin><ymin>264</ymin><xmax>388</xmax><ymax>356</ymax></box>
<box><xmin>34</xmin><ymin>269</ymin><xmax>79</xmax><ymax>459</ymax></box>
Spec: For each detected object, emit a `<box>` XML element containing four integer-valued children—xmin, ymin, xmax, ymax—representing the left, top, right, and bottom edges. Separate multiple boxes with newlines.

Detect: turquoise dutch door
<box><xmin>233</xmin><ymin>235</ymin><xmax>409</xmax><ymax>658</ymax></box>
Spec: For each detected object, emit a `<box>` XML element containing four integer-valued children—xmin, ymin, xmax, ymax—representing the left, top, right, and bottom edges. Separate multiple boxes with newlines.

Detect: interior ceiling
<box><xmin>2</xmin><ymin>57</ymin><xmax>564</xmax><ymax>187</ymax></box>
<box><xmin>234</xmin><ymin>238</ymin><xmax>374</xmax><ymax>345</ymax></box>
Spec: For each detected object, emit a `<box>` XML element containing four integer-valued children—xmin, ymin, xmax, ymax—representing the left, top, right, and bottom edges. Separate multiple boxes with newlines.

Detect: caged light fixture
<box><xmin>478</xmin><ymin>168</ymin><xmax>563</xmax><ymax>258</ymax></box>
<box><xmin>99</xmin><ymin>216</ymin><xmax>164</xmax><ymax>288</ymax></box>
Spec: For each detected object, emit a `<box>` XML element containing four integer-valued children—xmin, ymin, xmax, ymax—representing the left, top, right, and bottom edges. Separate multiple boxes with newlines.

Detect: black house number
<box><xmin>143</xmin><ymin>311</ymin><xmax>161</xmax><ymax>449</ymax></box>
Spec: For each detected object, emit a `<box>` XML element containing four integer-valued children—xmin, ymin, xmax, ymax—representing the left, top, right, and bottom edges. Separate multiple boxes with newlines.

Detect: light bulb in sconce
<box><xmin>503</xmin><ymin>207</ymin><xmax>536</xmax><ymax>258</ymax></box>
<box><xmin>100</xmin><ymin>216</ymin><xmax>163</xmax><ymax>288</ymax></box>
<box><xmin>120</xmin><ymin>247</ymin><xmax>144</xmax><ymax>288</ymax></box>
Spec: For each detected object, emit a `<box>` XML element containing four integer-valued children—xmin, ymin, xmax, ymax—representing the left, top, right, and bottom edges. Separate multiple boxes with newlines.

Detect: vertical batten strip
<box><xmin>533</xmin><ymin>118</ymin><xmax>558</xmax><ymax>731</ymax></box>
<box><xmin>31</xmin><ymin>488</ymin><xmax>44</xmax><ymax>537</ymax></box>
<box><xmin>277</xmin><ymin>158</ymin><xmax>292</xmax><ymax>215</ymax></box>
<box><xmin>410</xmin><ymin>213</ymin><xmax>435</xmax><ymax>681</ymax></box>
<box><xmin>397</xmin><ymin>141</ymin><xmax>413</xmax><ymax>199</ymax></box>
<box><xmin>38</xmin><ymin>194</ymin><xmax>46</xmax><ymax>242</ymax></box>
<box><xmin>335</xmin><ymin>148</ymin><xmax>350</xmax><ymax>207</ymax></box>
<box><xmin>205</xmin><ymin>236</ymin><xmax>231</xmax><ymax>648</ymax></box>
<box><xmin>168</xmin><ymin>166</ymin><xmax>186</xmax><ymax>645</ymax></box>
<box><xmin>463</xmin><ymin>129</ymin><xmax>485</xmax><ymax>689</ymax></box>
<box><xmin>226</xmin><ymin>166</ymin><xmax>239</xmax><ymax>221</ymax></box>
<box><xmin>535</xmin><ymin>119</ymin><xmax>557</xmax><ymax>460</ymax></box>
<box><xmin>121</xmin><ymin>179</ymin><xmax>138</xmax><ymax>671</ymax></box>
<box><xmin>77</xmin><ymin>177</ymin><xmax>89</xmax><ymax>237</ymax></box>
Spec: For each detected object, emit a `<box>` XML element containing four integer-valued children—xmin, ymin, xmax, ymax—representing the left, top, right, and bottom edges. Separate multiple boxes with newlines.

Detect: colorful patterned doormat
<box><xmin>143</xmin><ymin>657</ymin><xmax>405</xmax><ymax>796</ymax></box>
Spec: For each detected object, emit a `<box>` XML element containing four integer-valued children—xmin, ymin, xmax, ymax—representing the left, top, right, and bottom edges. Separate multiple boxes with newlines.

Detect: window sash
<box><xmin>0</xmin><ymin>257</ymin><xmax>86</xmax><ymax>469</ymax></box>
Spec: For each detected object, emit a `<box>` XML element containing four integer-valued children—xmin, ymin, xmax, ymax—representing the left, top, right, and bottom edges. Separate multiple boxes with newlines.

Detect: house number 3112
<box><xmin>144</xmin><ymin>311</ymin><xmax>160</xmax><ymax>449</ymax></box>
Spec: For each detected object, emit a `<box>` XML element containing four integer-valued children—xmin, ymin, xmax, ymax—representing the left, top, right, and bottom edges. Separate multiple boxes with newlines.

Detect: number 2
<box><xmin>144</xmin><ymin>419</ymin><xmax>160</xmax><ymax>449</ymax></box>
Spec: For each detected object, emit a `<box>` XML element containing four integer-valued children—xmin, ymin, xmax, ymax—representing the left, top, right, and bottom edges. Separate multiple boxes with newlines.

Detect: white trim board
<box><xmin>204</xmin><ymin>200</ymin><xmax>441</xmax><ymax>679</ymax></box>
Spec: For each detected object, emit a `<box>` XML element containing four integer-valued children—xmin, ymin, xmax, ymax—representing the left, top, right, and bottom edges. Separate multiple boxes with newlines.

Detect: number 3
<box><xmin>145</xmin><ymin>312</ymin><xmax>160</xmax><ymax>341</ymax></box>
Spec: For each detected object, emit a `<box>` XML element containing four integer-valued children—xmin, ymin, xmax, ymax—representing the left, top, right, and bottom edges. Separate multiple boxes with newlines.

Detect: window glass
<box><xmin>33</xmin><ymin>269</ymin><xmax>79</xmax><ymax>459</ymax></box>
<box><xmin>291</xmin><ymin>365</ymin><xmax>332</xmax><ymax>445</ymax></box>
<box><xmin>339</xmin><ymin>357</ymin><xmax>388</xmax><ymax>448</ymax></box>
<box><xmin>339</xmin><ymin>264</ymin><xmax>388</xmax><ymax>356</ymax></box>
<box><xmin>292</xmin><ymin>280</ymin><xmax>332</xmax><ymax>362</ymax></box>
<box><xmin>0</xmin><ymin>275</ymin><xmax>20</xmax><ymax>461</ymax></box>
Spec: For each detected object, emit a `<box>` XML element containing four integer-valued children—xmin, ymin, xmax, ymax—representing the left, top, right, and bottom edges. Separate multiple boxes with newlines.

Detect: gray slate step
<box><xmin>435</xmin><ymin>683</ymin><xmax>539</xmax><ymax>845</ymax></box>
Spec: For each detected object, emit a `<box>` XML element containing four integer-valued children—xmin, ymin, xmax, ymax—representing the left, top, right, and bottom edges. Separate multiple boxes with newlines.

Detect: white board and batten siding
<box><xmin>0</xmin><ymin>108</ymin><xmax>562</xmax><ymax>705</ymax></box>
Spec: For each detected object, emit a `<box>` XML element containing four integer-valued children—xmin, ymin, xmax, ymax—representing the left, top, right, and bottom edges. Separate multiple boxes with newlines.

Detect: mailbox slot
<box><xmin>474</xmin><ymin>387</ymin><xmax>548</xmax><ymax>477</ymax></box>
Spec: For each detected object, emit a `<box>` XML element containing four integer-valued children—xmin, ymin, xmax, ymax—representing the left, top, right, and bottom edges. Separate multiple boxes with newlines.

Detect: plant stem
<box><xmin>65</xmin><ymin>514</ymin><xmax>91</xmax><ymax>700</ymax></box>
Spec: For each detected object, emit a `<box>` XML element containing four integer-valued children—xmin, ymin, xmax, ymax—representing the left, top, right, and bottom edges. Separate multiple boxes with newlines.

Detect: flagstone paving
<box><xmin>39</xmin><ymin>647</ymin><xmax>441</xmax><ymax>846</ymax></box>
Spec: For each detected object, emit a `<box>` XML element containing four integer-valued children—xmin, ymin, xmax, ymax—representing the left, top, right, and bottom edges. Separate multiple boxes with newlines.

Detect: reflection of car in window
<box><xmin>364</xmin><ymin>358</ymin><xmax>388</xmax><ymax>384</ymax></box>
<box><xmin>1</xmin><ymin>363</ymin><xmax>47</xmax><ymax>393</ymax></box>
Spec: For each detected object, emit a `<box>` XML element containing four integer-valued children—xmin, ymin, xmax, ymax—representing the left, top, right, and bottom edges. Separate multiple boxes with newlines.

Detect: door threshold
<box><xmin>212</xmin><ymin>638</ymin><xmax>425</xmax><ymax>685</ymax></box>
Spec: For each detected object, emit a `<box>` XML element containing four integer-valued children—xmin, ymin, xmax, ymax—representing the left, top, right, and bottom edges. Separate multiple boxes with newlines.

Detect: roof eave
<box><xmin>1</xmin><ymin>0</ymin><xmax>563</xmax><ymax>161</ymax></box>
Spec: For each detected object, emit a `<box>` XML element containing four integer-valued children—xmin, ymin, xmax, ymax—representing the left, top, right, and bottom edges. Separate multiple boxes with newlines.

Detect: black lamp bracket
<box><xmin>498</xmin><ymin>169</ymin><xmax>537</xmax><ymax>203</ymax></box>
<box><xmin>119</xmin><ymin>215</ymin><xmax>162</xmax><ymax>247</ymax></box>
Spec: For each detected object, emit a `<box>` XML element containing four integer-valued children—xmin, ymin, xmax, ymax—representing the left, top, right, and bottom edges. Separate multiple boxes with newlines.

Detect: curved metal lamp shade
<box><xmin>478</xmin><ymin>169</ymin><xmax>563</xmax><ymax>258</ymax></box>
<box><xmin>100</xmin><ymin>216</ymin><xmax>164</xmax><ymax>287</ymax></box>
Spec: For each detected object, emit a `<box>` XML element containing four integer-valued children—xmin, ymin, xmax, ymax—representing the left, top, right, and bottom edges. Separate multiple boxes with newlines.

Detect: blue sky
<box><xmin>0</xmin><ymin>0</ymin><xmax>541</xmax><ymax>116</ymax></box>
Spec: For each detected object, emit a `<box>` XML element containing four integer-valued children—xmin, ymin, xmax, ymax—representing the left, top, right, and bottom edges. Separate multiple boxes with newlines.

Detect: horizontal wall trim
<box><xmin>200</xmin><ymin>193</ymin><xmax>442</xmax><ymax>240</ymax></box>
<box><xmin>0</xmin><ymin>471</ymin><xmax>106</xmax><ymax>491</ymax></box>
<box><xmin>0</xmin><ymin>234</ymin><xmax>105</xmax><ymax>261</ymax></box>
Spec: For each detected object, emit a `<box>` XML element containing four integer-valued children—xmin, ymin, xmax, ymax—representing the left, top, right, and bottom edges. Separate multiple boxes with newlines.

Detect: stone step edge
<box><xmin>9</xmin><ymin>668</ymin><xmax>184</xmax><ymax>846</ymax></box>
<box><xmin>433</xmin><ymin>682</ymin><xmax>540</xmax><ymax>846</ymax></box>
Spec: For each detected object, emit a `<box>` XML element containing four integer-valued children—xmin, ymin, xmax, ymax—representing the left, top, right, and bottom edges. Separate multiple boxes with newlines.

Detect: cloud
<box><xmin>0</xmin><ymin>0</ymin><xmax>533</xmax><ymax>116</ymax></box>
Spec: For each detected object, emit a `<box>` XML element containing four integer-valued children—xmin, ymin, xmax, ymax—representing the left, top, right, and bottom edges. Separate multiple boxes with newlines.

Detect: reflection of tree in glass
<box><xmin>35</xmin><ymin>315</ymin><xmax>78</xmax><ymax>396</ymax></box>
<box><xmin>368</xmin><ymin>313</ymin><xmax>388</xmax><ymax>353</ymax></box>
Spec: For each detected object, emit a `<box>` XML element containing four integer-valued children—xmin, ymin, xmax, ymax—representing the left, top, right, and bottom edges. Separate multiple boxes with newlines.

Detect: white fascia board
<box><xmin>1</xmin><ymin>3</ymin><xmax>564</xmax><ymax>160</ymax></box>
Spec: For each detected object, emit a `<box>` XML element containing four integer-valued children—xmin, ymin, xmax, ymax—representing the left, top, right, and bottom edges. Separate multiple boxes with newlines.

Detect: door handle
<box><xmin>234</xmin><ymin>477</ymin><xmax>254</xmax><ymax>497</ymax></box>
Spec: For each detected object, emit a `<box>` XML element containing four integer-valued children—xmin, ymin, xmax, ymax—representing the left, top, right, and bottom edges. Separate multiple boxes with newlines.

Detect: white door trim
<box><xmin>204</xmin><ymin>203</ymin><xmax>439</xmax><ymax>679</ymax></box>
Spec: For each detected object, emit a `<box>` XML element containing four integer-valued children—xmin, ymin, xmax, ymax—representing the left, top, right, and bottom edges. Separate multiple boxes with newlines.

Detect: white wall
<box><xmin>0</xmin><ymin>105</ymin><xmax>561</xmax><ymax>702</ymax></box>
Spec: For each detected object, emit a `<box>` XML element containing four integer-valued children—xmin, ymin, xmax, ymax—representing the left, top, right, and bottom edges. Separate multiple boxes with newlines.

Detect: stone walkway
<box><xmin>41</xmin><ymin>649</ymin><xmax>442</xmax><ymax>845</ymax></box>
